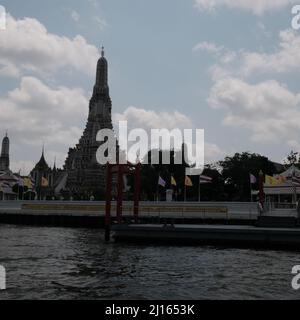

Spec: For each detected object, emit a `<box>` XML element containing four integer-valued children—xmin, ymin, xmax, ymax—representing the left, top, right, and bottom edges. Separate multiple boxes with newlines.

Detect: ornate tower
<box><xmin>64</xmin><ymin>47</ymin><xmax>114</xmax><ymax>199</ymax></box>
<box><xmin>0</xmin><ymin>133</ymin><xmax>10</xmax><ymax>172</ymax></box>
<box><xmin>31</xmin><ymin>147</ymin><xmax>51</xmax><ymax>188</ymax></box>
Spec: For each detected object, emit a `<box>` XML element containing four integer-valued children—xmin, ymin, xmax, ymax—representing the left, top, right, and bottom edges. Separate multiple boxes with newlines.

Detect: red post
<box><xmin>116</xmin><ymin>164</ymin><xmax>124</xmax><ymax>223</ymax></box>
<box><xmin>105</xmin><ymin>163</ymin><xmax>112</xmax><ymax>241</ymax></box>
<box><xmin>133</xmin><ymin>162</ymin><xmax>141</xmax><ymax>223</ymax></box>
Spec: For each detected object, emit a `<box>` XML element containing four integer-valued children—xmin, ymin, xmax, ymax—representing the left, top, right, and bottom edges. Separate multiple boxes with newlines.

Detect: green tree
<box><xmin>219</xmin><ymin>152</ymin><xmax>277</xmax><ymax>201</ymax></box>
<box><xmin>284</xmin><ymin>150</ymin><xmax>300</xmax><ymax>168</ymax></box>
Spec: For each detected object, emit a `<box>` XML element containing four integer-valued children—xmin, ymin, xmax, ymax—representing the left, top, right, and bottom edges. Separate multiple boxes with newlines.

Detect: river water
<box><xmin>0</xmin><ymin>224</ymin><xmax>299</xmax><ymax>300</ymax></box>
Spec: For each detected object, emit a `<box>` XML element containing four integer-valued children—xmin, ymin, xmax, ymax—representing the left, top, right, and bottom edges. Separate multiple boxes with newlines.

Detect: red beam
<box><xmin>116</xmin><ymin>164</ymin><xmax>124</xmax><ymax>223</ymax></box>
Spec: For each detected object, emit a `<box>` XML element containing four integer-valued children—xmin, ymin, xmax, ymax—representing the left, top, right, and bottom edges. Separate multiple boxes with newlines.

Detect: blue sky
<box><xmin>0</xmin><ymin>0</ymin><xmax>300</xmax><ymax>173</ymax></box>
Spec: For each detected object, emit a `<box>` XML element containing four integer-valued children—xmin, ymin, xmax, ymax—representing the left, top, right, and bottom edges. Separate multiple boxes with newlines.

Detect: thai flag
<box><xmin>199</xmin><ymin>175</ymin><xmax>212</xmax><ymax>184</ymax></box>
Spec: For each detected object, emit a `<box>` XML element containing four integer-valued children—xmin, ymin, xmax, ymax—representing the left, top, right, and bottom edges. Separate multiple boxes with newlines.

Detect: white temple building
<box><xmin>252</xmin><ymin>165</ymin><xmax>300</xmax><ymax>204</ymax></box>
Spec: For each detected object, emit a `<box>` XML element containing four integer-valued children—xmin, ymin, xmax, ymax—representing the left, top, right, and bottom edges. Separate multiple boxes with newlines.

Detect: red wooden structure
<box><xmin>105</xmin><ymin>162</ymin><xmax>141</xmax><ymax>241</ymax></box>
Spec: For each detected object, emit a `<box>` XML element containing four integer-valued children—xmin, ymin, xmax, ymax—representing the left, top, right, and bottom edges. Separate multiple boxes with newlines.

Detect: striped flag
<box><xmin>200</xmin><ymin>174</ymin><xmax>212</xmax><ymax>184</ymax></box>
<box><xmin>292</xmin><ymin>176</ymin><xmax>300</xmax><ymax>186</ymax></box>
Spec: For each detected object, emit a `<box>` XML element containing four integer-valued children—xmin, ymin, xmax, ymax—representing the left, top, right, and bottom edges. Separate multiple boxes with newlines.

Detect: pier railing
<box><xmin>0</xmin><ymin>200</ymin><xmax>259</xmax><ymax>221</ymax></box>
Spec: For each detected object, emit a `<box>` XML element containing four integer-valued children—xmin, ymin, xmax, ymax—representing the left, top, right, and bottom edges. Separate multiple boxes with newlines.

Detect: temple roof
<box><xmin>34</xmin><ymin>149</ymin><xmax>50</xmax><ymax>171</ymax></box>
<box><xmin>278</xmin><ymin>165</ymin><xmax>300</xmax><ymax>178</ymax></box>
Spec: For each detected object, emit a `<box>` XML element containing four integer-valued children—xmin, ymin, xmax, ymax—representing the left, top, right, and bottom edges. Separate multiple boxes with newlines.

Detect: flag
<box><xmin>200</xmin><ymin>174</ymin><xmax>212</xmax><ymax>184</ymax></box>
<box><xmin>249</xmin><ymin>173</ymin><xmax>256</xmax><ymax>184</ymax></box>
<box><xmin>171</xmin><ymin>176</ymin><xmax>177</xmax><ymax>186</ymax></box>
<box><xmin>23</xmin><ymin>177</ymin><xmax>32</xmax><ymax>188</ymax></box>
<box><xmin>264</xmin><ymin>175</ymin><xmax>279</xmax><ymax>186</ymax></box>
<box><xmin>275</xmin><ymin>175</ymin><xmax>286</xmax><ymax>184</ymax></box>
<box><xmin>292</xmin><ymin>176</ymin><xmax>300</xmax><ymax>186</ymax></box>
<box><xmin>185</xmin><ymin>176</ymin><xmax>193</xmax><ymax>187</ymax></box>
<box><xmin>41</xmin><ymin>177</ymin><xmax>49</xmax><ymax>187</ymax></box>
<box><xmin>158</xmin><ymin>176</ymin><xmax>166</xmax><ymax>187</ymax></box>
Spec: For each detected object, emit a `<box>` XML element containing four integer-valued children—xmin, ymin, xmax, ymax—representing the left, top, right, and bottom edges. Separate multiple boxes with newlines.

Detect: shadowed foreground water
<box><xmin>0</xmin><ymin>224</ymin><xmax>300</xmax><ymax>300</ymax></box>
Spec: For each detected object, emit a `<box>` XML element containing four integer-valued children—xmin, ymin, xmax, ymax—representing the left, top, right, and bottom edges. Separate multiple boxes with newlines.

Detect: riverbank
<box><xmin>0</xmin><ymin>200</ymin><xmax>259</xmax><ymax>228</ymax></box>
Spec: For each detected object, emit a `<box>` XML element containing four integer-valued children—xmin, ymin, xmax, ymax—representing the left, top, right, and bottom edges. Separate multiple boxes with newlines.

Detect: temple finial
<box><xmin>101</xmin><ymin>46</ymin><xmax>104</xmax><ymax>57</ymax></box>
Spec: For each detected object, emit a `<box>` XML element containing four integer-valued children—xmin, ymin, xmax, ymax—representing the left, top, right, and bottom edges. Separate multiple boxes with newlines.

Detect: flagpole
<box><xmin>184</xmin><ymin>176</ymin><xmax>186</xmax><ymax>202</ymax></box>
<box><xmin>293</xmin><ymin>168</ymin><xmax>297</xmax><ymax>204</ymax></box>
<box><xmin>157</xmin><ymin>172</ymin><xmax>159</xmax><ymax>202</ymax></box>
<box><xmin>198</xmin><ymin>175</ymin><xmax>201</xmax><ymax>202</ymax></box>
<box><xmin>249</xmin><ymin>176</ymin><xmax>252</xmax><ymax>202</ymax></box>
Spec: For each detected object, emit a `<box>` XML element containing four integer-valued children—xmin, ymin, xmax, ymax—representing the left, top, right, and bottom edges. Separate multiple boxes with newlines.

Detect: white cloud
<box><xmin>193</xmin><ymin>41</ymin><xmax>224</xmax><ymax>54</ymax></box>
<box><xmin>0</xmin><ymin>63</ymin><xmax>20</xmax><ymax>78</ymax></box>
<box><xmin>208</xmin><ymin>77</ymin><xmax>300</xmax><ymax>143</ymax></box>
<box><xmin>93</xmin><ymin>16</ymin><xmax>107</xmax><ymax>30</ymax></box>
<box><xmin>0</xmin><ymin>14</ymin><xmax>99</xmax><ymax>78</ymax></box>
<box><xmin>241</xmin><ymin>29</ymin><xmax>300</xmax><ymax>75</ymax></box>
<box><xmin>88</xmin><ymin>0</ymin><xmax>100</xmax><ymax>8</ymax></box>
<box><xmin>205</xmin><ymin>142</ymin><xmax>224</xmax><ymax>162</ymax></box>
<box><xmin>113</xmin><ymin>106</ymin><xmax>223</xmax><ymax>163</ymax></box>
<box><xmin>0</xmin><ymin>76</ymin><xmax>89</xmax><ymax>170</ymax></box>
<box><xmin>194</xmin><ymin>0</ymin><xmax>297</xmax><ymax>15</ymax></box>
<box><xmin>70</xmin><ymin>10</ymin><xmax>80</xmax><ymax>22</ymax></box>
<box><xmin>193</xmin><ymin>41</ymin><xmax>237</xmax><ymax>68</ymax></box>
<box><xmin>113</xmin><ymin>106</ymin><xmax>193</xmax><ymax>131</ymax></box>
<box><xmin>197</xmin><ymin>29</ymin><xmax>300</xmax><ymax>79</ymax></box>
<box><xmin>10</xmin><ymin>160</ymin><xmax>36</xmax><ymax>176</ymax></box>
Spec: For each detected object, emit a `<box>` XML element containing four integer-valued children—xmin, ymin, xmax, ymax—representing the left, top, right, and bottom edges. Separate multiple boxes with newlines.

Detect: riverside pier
<box><xmin>0</xmin><ymin>201</ymin><xmax>260</xmax><ymax>228</ymax></box>
<box><xmin>1</xmin><ymin>200</ymin><xmax>300</xmax><ymax>249</ymax></box>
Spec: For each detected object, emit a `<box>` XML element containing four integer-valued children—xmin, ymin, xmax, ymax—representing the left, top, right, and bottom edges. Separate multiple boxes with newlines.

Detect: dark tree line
<box><xmin>127</xmin><ymin>150</ymin><xmax>283</xmax><ymax>202</ymax></box>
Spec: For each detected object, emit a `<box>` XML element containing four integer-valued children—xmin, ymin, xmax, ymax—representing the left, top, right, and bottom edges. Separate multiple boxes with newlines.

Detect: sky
<box><xmin>1</xmin><ymin>0</ymin><xmax>300</xmax><ymax>174</ymax></box>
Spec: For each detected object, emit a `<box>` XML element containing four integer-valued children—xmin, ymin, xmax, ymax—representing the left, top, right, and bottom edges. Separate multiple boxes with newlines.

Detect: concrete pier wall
<box><xmin>0</xmin><ymin>200</ymin><xmax>259</xmax><ymax>228</ymax></box>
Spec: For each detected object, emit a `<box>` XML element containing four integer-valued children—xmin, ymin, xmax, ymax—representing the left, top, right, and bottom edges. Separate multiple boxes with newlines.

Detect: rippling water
<box><xmin>0</xmin><ymin>224</ymin><xmax>300</xmax><ymax>300</ymax></box>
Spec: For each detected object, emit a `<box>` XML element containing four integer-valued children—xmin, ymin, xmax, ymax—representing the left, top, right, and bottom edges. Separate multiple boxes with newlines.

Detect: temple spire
<box><xmin>0</xmin><ymin>132</ymin><xmax>10</xmax><ymax>171</ymax></box>
<box><xmin>94</xmin><ymin>45</ymin><xmax>109</xmax><ymax>94</ymax></box>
